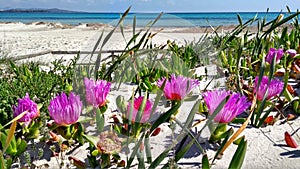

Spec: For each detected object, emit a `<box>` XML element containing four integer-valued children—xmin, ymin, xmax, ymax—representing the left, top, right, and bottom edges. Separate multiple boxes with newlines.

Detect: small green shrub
<box><xmin>0</xmin><ymin>57</ymin><xmax>77</xmax><ymax>126</ymax></box>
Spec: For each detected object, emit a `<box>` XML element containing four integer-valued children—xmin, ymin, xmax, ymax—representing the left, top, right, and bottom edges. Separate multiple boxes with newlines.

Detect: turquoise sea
<box><xmin>0</xmin><ymin>12</ymin><xmax>290</xmax><ymax>27</ymax></box>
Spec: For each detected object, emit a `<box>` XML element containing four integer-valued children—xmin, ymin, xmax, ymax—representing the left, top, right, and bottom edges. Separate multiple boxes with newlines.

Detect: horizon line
<box><xmin>0</xmin><ymin>7</ymin><xmax>288</xmax><ymax>14</ymax></box>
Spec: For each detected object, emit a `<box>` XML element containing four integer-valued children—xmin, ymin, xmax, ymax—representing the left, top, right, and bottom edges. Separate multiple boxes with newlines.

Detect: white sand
<box><xmin>2</xmin><ymin>23</ymin><xmax>300</xmax><ymax>169</ymax></box>
<box><xmin>0</xmin><ymin>22</ymin><xmax>206</xmax><ymax>64</ymax></box>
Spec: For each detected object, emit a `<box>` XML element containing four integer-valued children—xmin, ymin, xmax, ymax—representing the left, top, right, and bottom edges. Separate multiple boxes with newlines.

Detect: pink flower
<box><xmin>254</xmin><ymin>76</ymin><xmax>284</xmax><ymax>101</ymax></box>
<box><xmin>286</xmin><ymin>49</ymin><xmax>297</xmax><ymax>58</ymax></box>
<box><xmin>84</xmin><ymin>77</ymin><xmax>111</xmax><ymax>108</ymax></box>
<box><xmin>203</xmin><ymin>90</ymin><xmax>251</xmax><ymax>123</ymax></box>
<box><xmin>127</xmin><ymin>96</ymin><xmax>154</xmax><ymax>123</ymax></box>
<box><xmin>265</xmin><ymin>48</ymin><xmax>284</xmax><ymax>64</ymax></box>
<box><xmin>157</xmin><ymin>74</ymin><xmax>200</xmax><ymax>101</ymax></box>
<box><xmin>48</xmin><ymin>92</ymin><xmax>82</xmax><ymax>126</ymax></box>
<box><xmin>13</xmin><ymin>93</ymin><xmax>39</xmax><ymax>126</ymax></box>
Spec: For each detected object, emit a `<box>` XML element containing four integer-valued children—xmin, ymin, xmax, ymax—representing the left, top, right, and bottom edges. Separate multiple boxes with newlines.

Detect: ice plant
<box><xmin>48</xmin><ymin>92</ymin><xmax>82</xmax><ymax>126</ymax></box>
<box><xmin>157</xmin><ymin>74</ymin><xmax>200</xmax><ymax>101</ymax></box>
<box><xmin>84</xmin><ymin>77</ymin><xmax>111</xmax><ymax>108</ymax></box>
<box><xmin>127</xmin><ymin>96</ymin><xmax>154</xmax><ymax>123</ymax></box>
<box><xmin>13</xmin><ymin>93</ymin><xmax>39</xmax><ymax>126</ymax></box>
<box><xmin>286</xmin><ymin>49</ymin><xmax>297</xmax><ymax>58</ymax></box>
<box><xmin>265</xmin><ymin>47</ymin><xmax>284</xmax><ymax>64</ymax></box>
<box><xmin>254</xmin><ymin>76</ymin><xmax>284</xmax><ymax>101</ymax></box>
<box><xmin>203</xmin><ymin>90</ymin><xmax>251</xmax><ymax>123</ymax></box>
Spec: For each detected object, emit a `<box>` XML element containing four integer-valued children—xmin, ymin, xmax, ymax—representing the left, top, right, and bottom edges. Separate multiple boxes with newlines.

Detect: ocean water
<box><xmin>0</xmin><ymin>12</ymin><xmax>290</xmax><ymax>27</ymax></box>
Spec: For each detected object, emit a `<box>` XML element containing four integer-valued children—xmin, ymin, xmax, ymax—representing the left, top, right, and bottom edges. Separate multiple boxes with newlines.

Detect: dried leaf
<box><xmin>292</xmin><ymin>62</ymin><xmax>300</xmax><ymax>73</ymax></box>
<box><xmin>49</xmin><ymin>131</ymin><xmax>60</xmax><ymax>142</ymax></box>
<box><xmin>69</xmin><ymin>156</ymin><xmax>86</xmax><ymax>169</ymax></box>
<box><xmin>4</xmin><ymin>121</ymin><xmax>17</xmax><ymax>153</ymax></box>
<box><xmin>287</xmin><ymin>114</ymin><xmax>296</xmax><ymax>121</ymax></box>
<box><xmin>287</xmin><ymin>84</ymin><xmax>296</xmax><ymax>96</ymax></box>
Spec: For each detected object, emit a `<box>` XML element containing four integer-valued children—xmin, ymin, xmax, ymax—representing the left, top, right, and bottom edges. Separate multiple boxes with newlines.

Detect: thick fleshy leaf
<box><xmin>264</xmin><ymin>115</ymin><xmax>274</xmax><ymax>125</ymax></box>
<box><xmin>233</xmin><ymin>136</ymin><xmax>245</xmax><ymax>145</ymax></box>
<box><xmin>285</xmin><ymin>132</ymin><xmax>298</xmax><ymax>148</ymax></box>
<box><xmin>202</xmin><ymin>154</ymin><xmax>210</xmax><ymax>169</ymax></box>
<box><xmin>82</xmin><ymin>134</ymin><xmax>99</xmax><ymax>147</ymax></box>
<box><xmin>15</xmin><ymin>138</ymin><xmax>27</xmax><ymax>157</ymax></box>
<box><xmin>96</xmin><ymin>109</ymin><xmax>105</xmax><ymax>132</ymax></box>
<box><xmin>151</xmin><ymin>127</ymin><xmax>161</xmax><ymax>137</ymax></box>
<box><xmin>228</xmin><ymin>138</ymin><xmax>247</xmax><ymax>169</ymax></box>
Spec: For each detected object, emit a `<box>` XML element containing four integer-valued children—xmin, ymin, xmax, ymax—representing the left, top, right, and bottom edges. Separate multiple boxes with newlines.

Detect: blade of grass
<box><xmin>94</xmin><ymin>7</ymin><xmax>131</xmax><ymax>78</ymax></box>
<box><xmin>148</xmin><ymin>131</ymin><xmax>187</xmax><ymax>169</ymax></box>
<box><xmin>126</xmin><ymin>133</ymin><xmax>145</xmax><ymax>169</ymax></box>
<box><xmin>262</xmin><ymin>12</ymin><xmax>300</xmax><ymax>38</ymax></box>
<box><xmin>145</xmin><ymin>134</ymin><xmax>152</xmax><ymax>163</ymax></box>
<box><xmin>150</xmin><ymin>101</ymin><xmax>181</xmax><ymax>133</ymax></box>
<box><xmin>88</xmin><ymin>30</ymin><xmax>104</xmax><ymax>63</ymax></box>
<box><xmin>133</xmin><ymin>16</ymin><xmax>136</xmax><ymax>43</ymax></box>
<box><xmin>174</xmin><ymin>118</ymin><xmax>205</xmax><ymax>159</ymax></box>
<box><xmin>236</xmin><ymin>36</ymin><xmax>244</xmax><ymax>92</ymax></box>
<box><xmin>237</xmin><ymin>14</ymin><xmax>243</xmax><ymax>27</ymax></box>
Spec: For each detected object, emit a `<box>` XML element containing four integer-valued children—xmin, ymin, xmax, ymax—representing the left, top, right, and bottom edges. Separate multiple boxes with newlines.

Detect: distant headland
<box><xmin>0</xmin><ymin>8</ymin><xmax>81</xmax><ymax>13</ymax></box>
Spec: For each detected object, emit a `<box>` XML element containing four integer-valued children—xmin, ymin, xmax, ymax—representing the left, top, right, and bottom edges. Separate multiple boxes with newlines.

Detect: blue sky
<box><xmin>0</xmin><ymin>0</ymin><xmax>299</xmax><ymax>12</ymax></box>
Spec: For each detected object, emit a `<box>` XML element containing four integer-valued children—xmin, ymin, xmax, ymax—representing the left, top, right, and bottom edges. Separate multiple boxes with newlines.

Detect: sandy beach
<box><xmin>0</xmin><ymin>22</ymin><xmax>211</xmax><ymax>64</ymax></box>
<box><xmin>2</xmin><ymin>22</ymin><xmax>300</xmax><ymax>169</ymax></box>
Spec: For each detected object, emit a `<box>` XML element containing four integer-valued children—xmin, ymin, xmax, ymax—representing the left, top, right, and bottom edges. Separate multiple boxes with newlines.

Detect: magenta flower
<box><xmin>127</xmin><ymin>96</ymin><xmax>154</xmax><ymax>123</ymax></box>
<box><xmin>203</xmin><ymin>90</ymin><xmax>251</xmax><ymax>123</ymax></box>
<box><xmin>254</xmin><ymin>76</ymin><xmax>284</xmax><ymax>101</ymax></box>
<box><xmin>48</xmin><ymin>92</ymin><xmax>82</xmax><ymax>126</ymax></box>
<box><xmin>157</xmin><ymin>74</ymin><xmax>200</xmax><ymax>101</ymax></box>
<box><xmin>84</xmin><ymin>77</ymin><xmax>111</xmax><ymax>108</ymax></box>
<box><xmin>13</xmin><ymin>93</ymin><xmax>39</xmax><ymax>125</ymax></box>
<box><xmin>265</xmin><ymin>48</ymin><xmax>284</xmax><ymax>64</ymax></box>
<box><xmin>286</xmin><ymin>49</ymin><xmax>297</xmax><ymax>58</ymax></box>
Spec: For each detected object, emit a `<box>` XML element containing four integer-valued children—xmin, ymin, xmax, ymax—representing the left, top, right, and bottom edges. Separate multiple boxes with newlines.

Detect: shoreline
<box><xmin>0</xmin><ymin>21</ymin><xmax>251</xmax><ymax>33</ymax></box>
